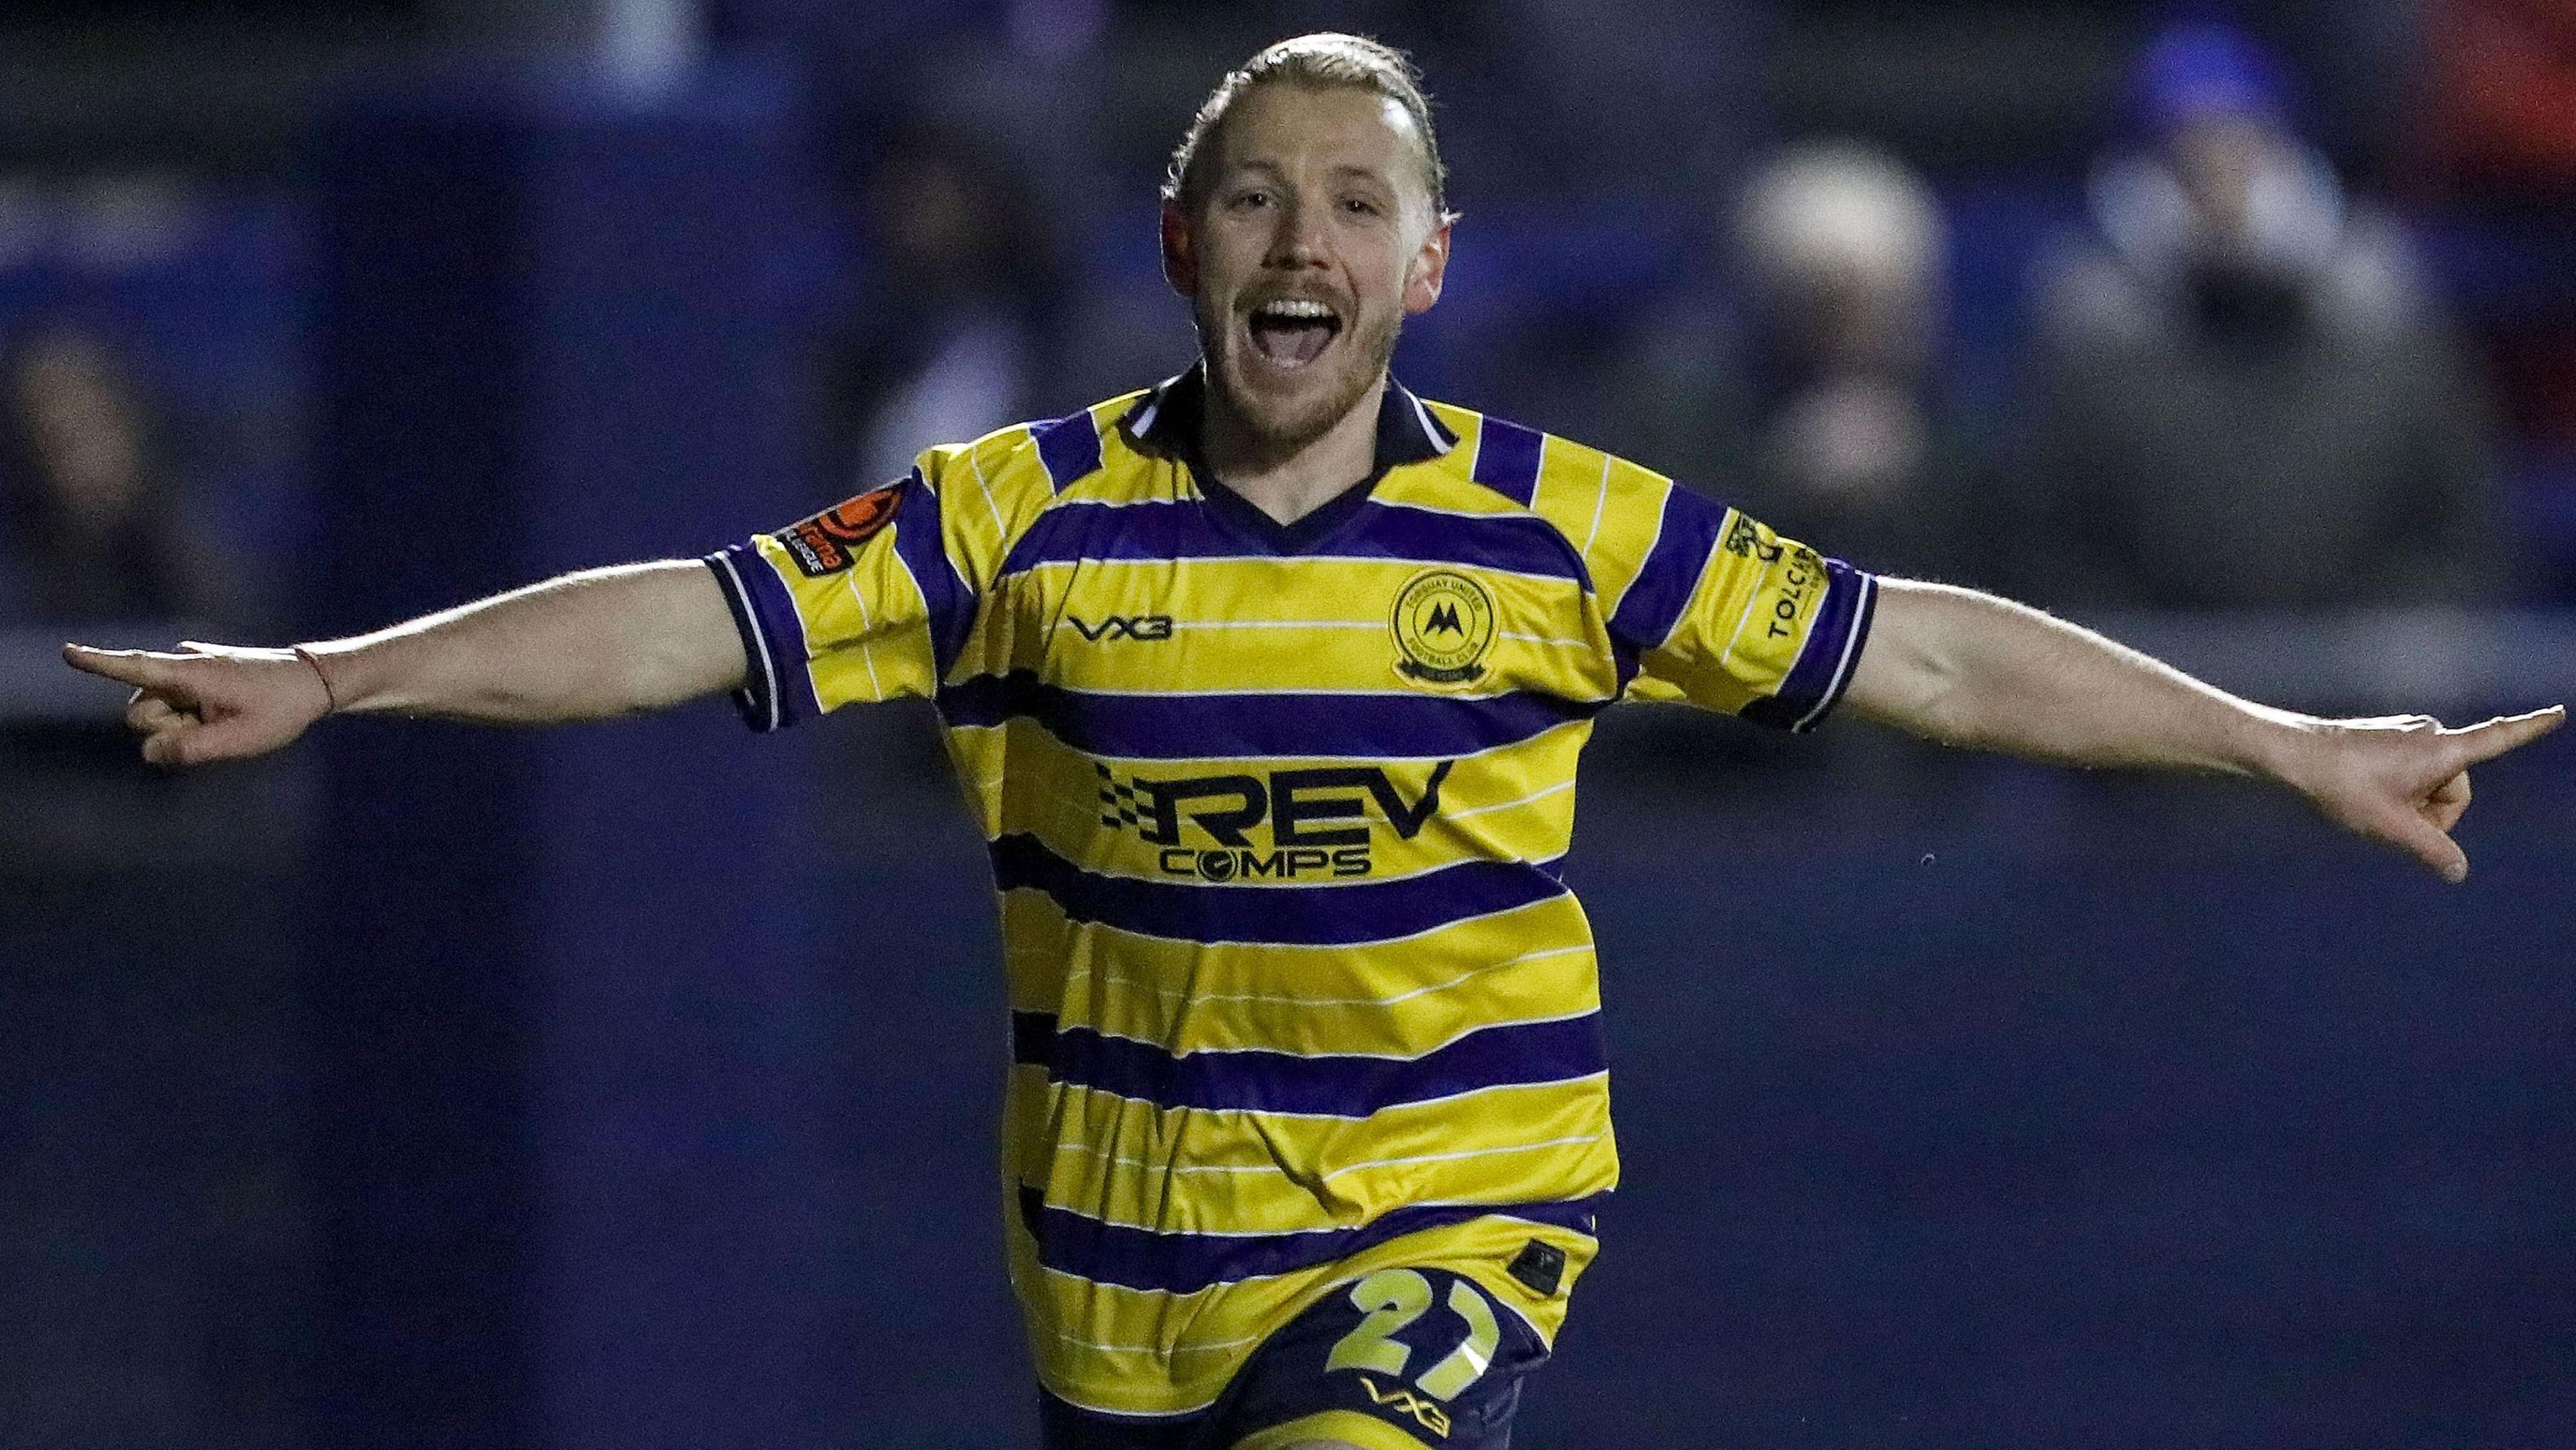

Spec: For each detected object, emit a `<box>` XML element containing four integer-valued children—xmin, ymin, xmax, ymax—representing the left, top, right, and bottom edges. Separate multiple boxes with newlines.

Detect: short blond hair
<box><xmin>1162</xmin><ymin>33</ymin><xmax>1452</xmax><ymax>221</ymax></box>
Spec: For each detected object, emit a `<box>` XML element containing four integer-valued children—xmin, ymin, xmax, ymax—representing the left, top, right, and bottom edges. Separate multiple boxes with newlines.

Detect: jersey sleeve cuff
<box><xmin>702</xmin><ymin>543</ymin><xmax>818</xmax><ymax>733</ymax></box>
<box><xmin>1739</xmin><ymin>560</ymin><xmax>1878</xmax><ymax>733</ymax></box>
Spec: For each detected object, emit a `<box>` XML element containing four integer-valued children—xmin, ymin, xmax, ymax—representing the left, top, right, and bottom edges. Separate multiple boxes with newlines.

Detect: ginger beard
<box><xmin>1173</xmin><ymin>85</ymin><xmax>1444</xmax><ymax>456</ymax></box>
<box><xmin>1191</xmin><ymin>262</ymin><xmax>1401</xmax><ymax>454</ymax></box>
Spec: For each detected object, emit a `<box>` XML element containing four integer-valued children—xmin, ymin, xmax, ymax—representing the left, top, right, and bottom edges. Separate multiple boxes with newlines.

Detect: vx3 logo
<box><xmin>1356</xmin><ymin>1377</ymin><xmax>1453</xmax><ymax>1439</ymax></box>
<box><xmin>1065</xmin><ymin>614</ymin><xmax>1173</xmax><ymax>641</ymax></box>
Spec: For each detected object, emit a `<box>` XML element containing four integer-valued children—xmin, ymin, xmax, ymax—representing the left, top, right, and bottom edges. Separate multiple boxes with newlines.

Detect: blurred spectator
<box><xmin>2006</xmin><ymin>22</ymin><xmax>2504</xmax><ymax>609</ymax></box>
<box><xmin>1730</xmin><ymin>142</ymin><xmax>1989</xmax><ymax>578</ymax></box>
<box><xmin>1610</xmin><ymin>141</ymin><xmax>1990</xmax><ymax>584</ymax></box>
<box><xmin>0</xmin><ymin>320</ymin><xmax>217</xmax><ymax>623</ymax></box>
<box><xmin>814</xmin><ymin>119</ymin><xmax>1069</xmax><ymax>493</ymax></box>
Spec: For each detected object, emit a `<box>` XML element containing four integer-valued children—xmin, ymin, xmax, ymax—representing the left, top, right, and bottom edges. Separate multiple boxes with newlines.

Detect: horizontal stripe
<box><xmin>938</xmin><ymin>671</ymin><xmax>1603</xmax><ymax>760</ymax></box>
<box><xmin>1470</xmin><ymin>415</ymin><xmax>1546</xmax><ymax>505</ymax></box>
<box><xmin>1033</xmin><ymin>407</ymin><xmax>1105</xmax><ymax>493</ymax></box>
<box><xmin>1021</xmin><ymin>1064</ymin><xmax>1613</xmax><ymax>1242</ymax></box>
<box><xmin>1443</xmin><ymin>777</ymin><xmax>1578</xmax><ymax>821</ymax></box>
<box><xmin>1741</xmin><ymin>560</ymin><xmax>1876</xmax><ymax>733</ymax></box>
<box><xmin>1012</xmin><ymin>1009</ymin><xmax>1607</xmax><ymax>1116</ymax></box>
<box><xmin>1165</xmin><ymin>619</ymin><xmax>1380</xmax><ymax>631</ymax></box>
<box><xmin>1008</xmin><ymin>855</ymin><xmax>1601</xmax><ymax>1053</ymax></box>
<box><xmin>1609</xmin><ymin>484</ymin><xmax>1730</xmax><ymax>654</ymax></box>
<box><xmin>995</xmin><ymin>497</ymin><xmax>1587</xmax><ymax>584</ymax></box>
<box><xmin>1054</xmin><ymin>1132</ymin><xmax>1606</xmax><ymax>1184</ymax></box>
<box><xmin>1360</xmin><ymin>502</ymin><xmax>1589</xmax><ymax>584</ymax></box>
<box><xmin>1062</xmin><ymin>941</ymin><xmax>1590</xmax><ymax>1013</ymax></box>
<box><xmin>996</xmin><ymin>890</ymin><xmax>1595</xmax><ymax>1029</ymax></box>
<box><xmin>1040</xmin><ymin>1328</ymin><xmax>1265</xmax><ymax>1357</ymax></box>
<box><xmin>885</xmin><ymin>469</ymin><xmax>976</xmax><ymax>677</ymax></box>
<box><xmin>1018</xmin><ymin>1186</ymin><xmax>1605</xmax><ymax>1296</ymax></box>
<box><xmin>991</xmin><ymin>835</ymin><xmax>1569</xmax><ymax>949</ymax></box>
<box><xmin>989</xmin><ymin>833</ymin><xmax>1567</xmax><ymax>947</ymax></box>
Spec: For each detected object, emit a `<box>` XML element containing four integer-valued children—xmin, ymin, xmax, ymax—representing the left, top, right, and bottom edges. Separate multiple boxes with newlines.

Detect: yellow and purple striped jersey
<box><xmin>704</xmin><ymin>367</ymin><xmax>1878</xmax><ymax>1418</ymax></box>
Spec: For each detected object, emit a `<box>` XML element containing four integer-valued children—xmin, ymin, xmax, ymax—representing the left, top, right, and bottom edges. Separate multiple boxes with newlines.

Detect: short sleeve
<box><xmin>1603</xmin><ymin>485</ymin><xmax>1878</xmax><ymax>732</ymax></box>
<box><xmin>702</xmin><ymin>466</ymin><xmax>977</xmax><ymax>731</ymax></box>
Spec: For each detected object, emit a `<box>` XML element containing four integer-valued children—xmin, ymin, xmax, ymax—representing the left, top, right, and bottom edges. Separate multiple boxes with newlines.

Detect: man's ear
<box><xmin>1159</xmin><ymin>203</ymin><xmax>1199</xmax><ymax>297</ymax></box>
<box><xmin>1403</xmin><ymin>217</ymin><xmax>1452</xmax><ymax>316</ymax></box>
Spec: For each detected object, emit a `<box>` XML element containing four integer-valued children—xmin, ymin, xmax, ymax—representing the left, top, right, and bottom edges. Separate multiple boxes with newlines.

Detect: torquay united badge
<box><xmin>1390</xmin><ymin>569</ymin><xmax>1497</xmax><ymax>686</ymax></box>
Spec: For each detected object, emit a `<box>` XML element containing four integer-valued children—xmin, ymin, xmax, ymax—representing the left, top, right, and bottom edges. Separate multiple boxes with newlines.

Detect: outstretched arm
<box><xmin>1841</xmin><ymin>578</ymin><xmax>2564</xmax><ymax>882</ymax></box>
<box><xmin>62</xmin><ymin>560</ymin><xmax>744</xmax><ymax>767</ymax></box>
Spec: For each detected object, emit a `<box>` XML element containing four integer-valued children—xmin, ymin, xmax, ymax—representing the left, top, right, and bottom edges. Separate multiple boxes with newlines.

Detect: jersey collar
<box><xmin>1118</xmin><ymin>362</ymin><xmax>1458</xmax><ymax>474</ymax></box>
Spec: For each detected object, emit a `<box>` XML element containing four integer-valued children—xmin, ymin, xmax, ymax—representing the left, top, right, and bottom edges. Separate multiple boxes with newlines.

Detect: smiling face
<box><xmin>1163</xmin><ymin>83</ymin><xmax>1451</xmax><ymax>454</ymax></box>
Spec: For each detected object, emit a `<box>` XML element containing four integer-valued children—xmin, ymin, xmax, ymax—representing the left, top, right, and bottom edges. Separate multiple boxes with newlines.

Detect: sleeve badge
<box><xmin>775</xmin><ymin>482</ymin><xmax>903</xmax><ymax>578</ymax></box>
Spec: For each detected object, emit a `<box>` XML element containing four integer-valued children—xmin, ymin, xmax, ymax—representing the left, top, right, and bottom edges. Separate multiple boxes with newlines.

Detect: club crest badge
<box><xmin>1390</xmin><ymin>569</ymin><xmax>1497</xmax><ymax>686</ymax></box>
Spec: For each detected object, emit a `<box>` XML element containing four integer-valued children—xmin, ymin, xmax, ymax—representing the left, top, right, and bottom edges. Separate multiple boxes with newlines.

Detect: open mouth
<box><xmin>1245</xmin><ymin>298</ymin><xmax>1342</xmax><ymax>368</ymax></box>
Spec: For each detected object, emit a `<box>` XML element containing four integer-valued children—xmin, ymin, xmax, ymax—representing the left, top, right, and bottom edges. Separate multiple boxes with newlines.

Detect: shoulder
<box><xmin>1399</xmin><ymin>397</ymin><xmax>1703</xmax><ymax>597</ymax></box>
<box><xmin>911</xmin><ymin>391</ymin><xmax>1155</xmax><ymax>560</ymax></box>
<box><xmin>917</xmin><ymin>391</ymin><xmax>1147</xmax><ymax>501</ymax></box>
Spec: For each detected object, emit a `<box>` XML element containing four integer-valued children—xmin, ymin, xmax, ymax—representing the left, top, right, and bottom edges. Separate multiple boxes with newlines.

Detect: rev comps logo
<box><xmin>1097</xmin><ymin>761</ymin><xmax>1452</xmax><ymax>879</ymax></box>
<box><xmin>1390</xmin><ymin>570</ymin><xmax>1496</xmax><ymax>686</ymax></box>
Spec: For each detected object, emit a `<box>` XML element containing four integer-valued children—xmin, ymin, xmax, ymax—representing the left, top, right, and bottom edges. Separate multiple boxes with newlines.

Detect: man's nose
<box><xmin>1263</xmin><ymin>196</ymin><xmax>1328</xmax><ymax>267</ymax></box>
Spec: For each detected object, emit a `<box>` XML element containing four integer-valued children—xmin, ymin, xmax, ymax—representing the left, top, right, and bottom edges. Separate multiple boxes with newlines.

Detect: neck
<box><xmin>1200</xmin><ymin>370</ymin><xmax>1387</xmax><ymax>526</ymax></box>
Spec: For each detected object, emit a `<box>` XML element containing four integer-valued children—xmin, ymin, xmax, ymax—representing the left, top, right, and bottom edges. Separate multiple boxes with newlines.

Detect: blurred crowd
<box><xmin>8</xmin><ymin>5</ymin><xmax>2576</xmax><ymax>657</ymax></box>
<box><xmin>809</xmin><ymin>8</ymin><xmax>2571</xmax><ymax>617</ymax></box>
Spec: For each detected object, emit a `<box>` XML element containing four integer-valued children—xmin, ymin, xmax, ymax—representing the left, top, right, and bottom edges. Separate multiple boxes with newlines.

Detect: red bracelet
<box><xmin>291</xmin><ymin>645</ymin><xmax>339</xmax><ymax>714</ymax></box>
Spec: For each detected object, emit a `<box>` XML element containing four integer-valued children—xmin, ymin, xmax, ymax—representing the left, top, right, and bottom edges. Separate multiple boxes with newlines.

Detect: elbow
<box><xmin>1847</xmin><ymin>634</ymin><xmax>1968</xmax><ymax>742</ymax></box>
<box><xmin>1841</xmin><ymin>579</ymin><xmax>1997</xmax><ymax>747</ymax></box>
<box><xmin>1893</xmin><ymin>651</ymin><xmax>1978</xmax><ymax>748</ymax></box>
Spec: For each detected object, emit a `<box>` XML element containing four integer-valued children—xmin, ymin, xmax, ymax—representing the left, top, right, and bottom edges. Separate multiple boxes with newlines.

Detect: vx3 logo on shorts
<box><xmin>1065</xmin><ymin>614</ymin><xmax>1173</xmax><ymax>641</ymax></box>
<box><xmin>1356</xmin><ymin>1377</ymin><xmax>1453</xmax><ymax>1439</ymax></box>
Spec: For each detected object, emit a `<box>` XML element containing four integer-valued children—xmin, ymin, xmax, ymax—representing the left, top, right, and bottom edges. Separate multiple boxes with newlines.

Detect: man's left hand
<box><xmin>2285</xmin><ymin>706</ymin><xmax>2564</xmax><ymax>882</ymax></box>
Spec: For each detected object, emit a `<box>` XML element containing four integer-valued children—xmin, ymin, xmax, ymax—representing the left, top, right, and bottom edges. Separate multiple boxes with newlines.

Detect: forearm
<box><xmin>303</xmin><ymin>560</ymin><xmax>745</xmax><ymax>724</ymax></box>
<box><xmin>1841</xmin><ymin>578</ymin><xmax>2314</xmax><ymax>782</ymax></box>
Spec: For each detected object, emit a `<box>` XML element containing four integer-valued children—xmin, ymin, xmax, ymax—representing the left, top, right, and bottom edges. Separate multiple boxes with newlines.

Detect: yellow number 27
<box><xmin>1323</xmin><ymin>1269</ymin><xmax>1502</xmax><ymax>1402</ymax></box>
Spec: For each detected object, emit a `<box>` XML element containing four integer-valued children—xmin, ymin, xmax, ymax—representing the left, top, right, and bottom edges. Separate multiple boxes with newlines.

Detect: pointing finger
<box><xmin>2447</xmin><ymin>706</ymin><xmax>2566</xmax><ymax>769</ymax></box>
<box><xmin>62</xmin><ymin>644</ymin><xmax>187</xmax><ymax>696</ymax></box>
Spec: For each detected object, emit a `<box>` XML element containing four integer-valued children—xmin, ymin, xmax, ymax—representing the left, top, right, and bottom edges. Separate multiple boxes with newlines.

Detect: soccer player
<box><xmin>62</xmin><ymin>34</ymin><xmax>2561</xmax><ymax>1450</ymax></box>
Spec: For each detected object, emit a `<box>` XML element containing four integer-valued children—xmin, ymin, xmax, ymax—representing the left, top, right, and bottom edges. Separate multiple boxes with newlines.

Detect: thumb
<box><xmin>2377</xmin><ymin>804</ymin><xmax>2469</xmax><ymax>884</ymax></box>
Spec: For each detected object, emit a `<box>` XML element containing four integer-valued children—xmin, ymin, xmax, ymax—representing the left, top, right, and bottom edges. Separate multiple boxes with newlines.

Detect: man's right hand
<box><xmin>62</xmin><ymin>641</ymin><xmax>334</xmax><ymax>768</ymax></box>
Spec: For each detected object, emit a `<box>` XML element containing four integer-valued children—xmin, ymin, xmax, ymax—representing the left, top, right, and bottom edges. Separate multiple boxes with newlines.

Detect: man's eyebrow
<box><xmin>1216</xmin><ymin>159</ymin><xmax>1399</xmax><ymax>188</ymax></box>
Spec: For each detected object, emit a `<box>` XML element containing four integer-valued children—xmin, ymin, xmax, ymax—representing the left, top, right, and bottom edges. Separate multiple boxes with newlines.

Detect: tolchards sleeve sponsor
<box><xmin>702</xmin><ymin>464</ymin><xmax>977</xmax><ymax>731</ymax></box>
<box><xmin>1604</xmin><ymin>486</ymin><xmax>1877</xmax><ymax>731</ymax></box>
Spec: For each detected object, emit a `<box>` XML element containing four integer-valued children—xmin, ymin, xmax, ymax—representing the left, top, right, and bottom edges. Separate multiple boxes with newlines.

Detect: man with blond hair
<box><xmin>66</xmin><ymin>33</ymin><xmax>2559</xmax><ymax>1450</ymax></box>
